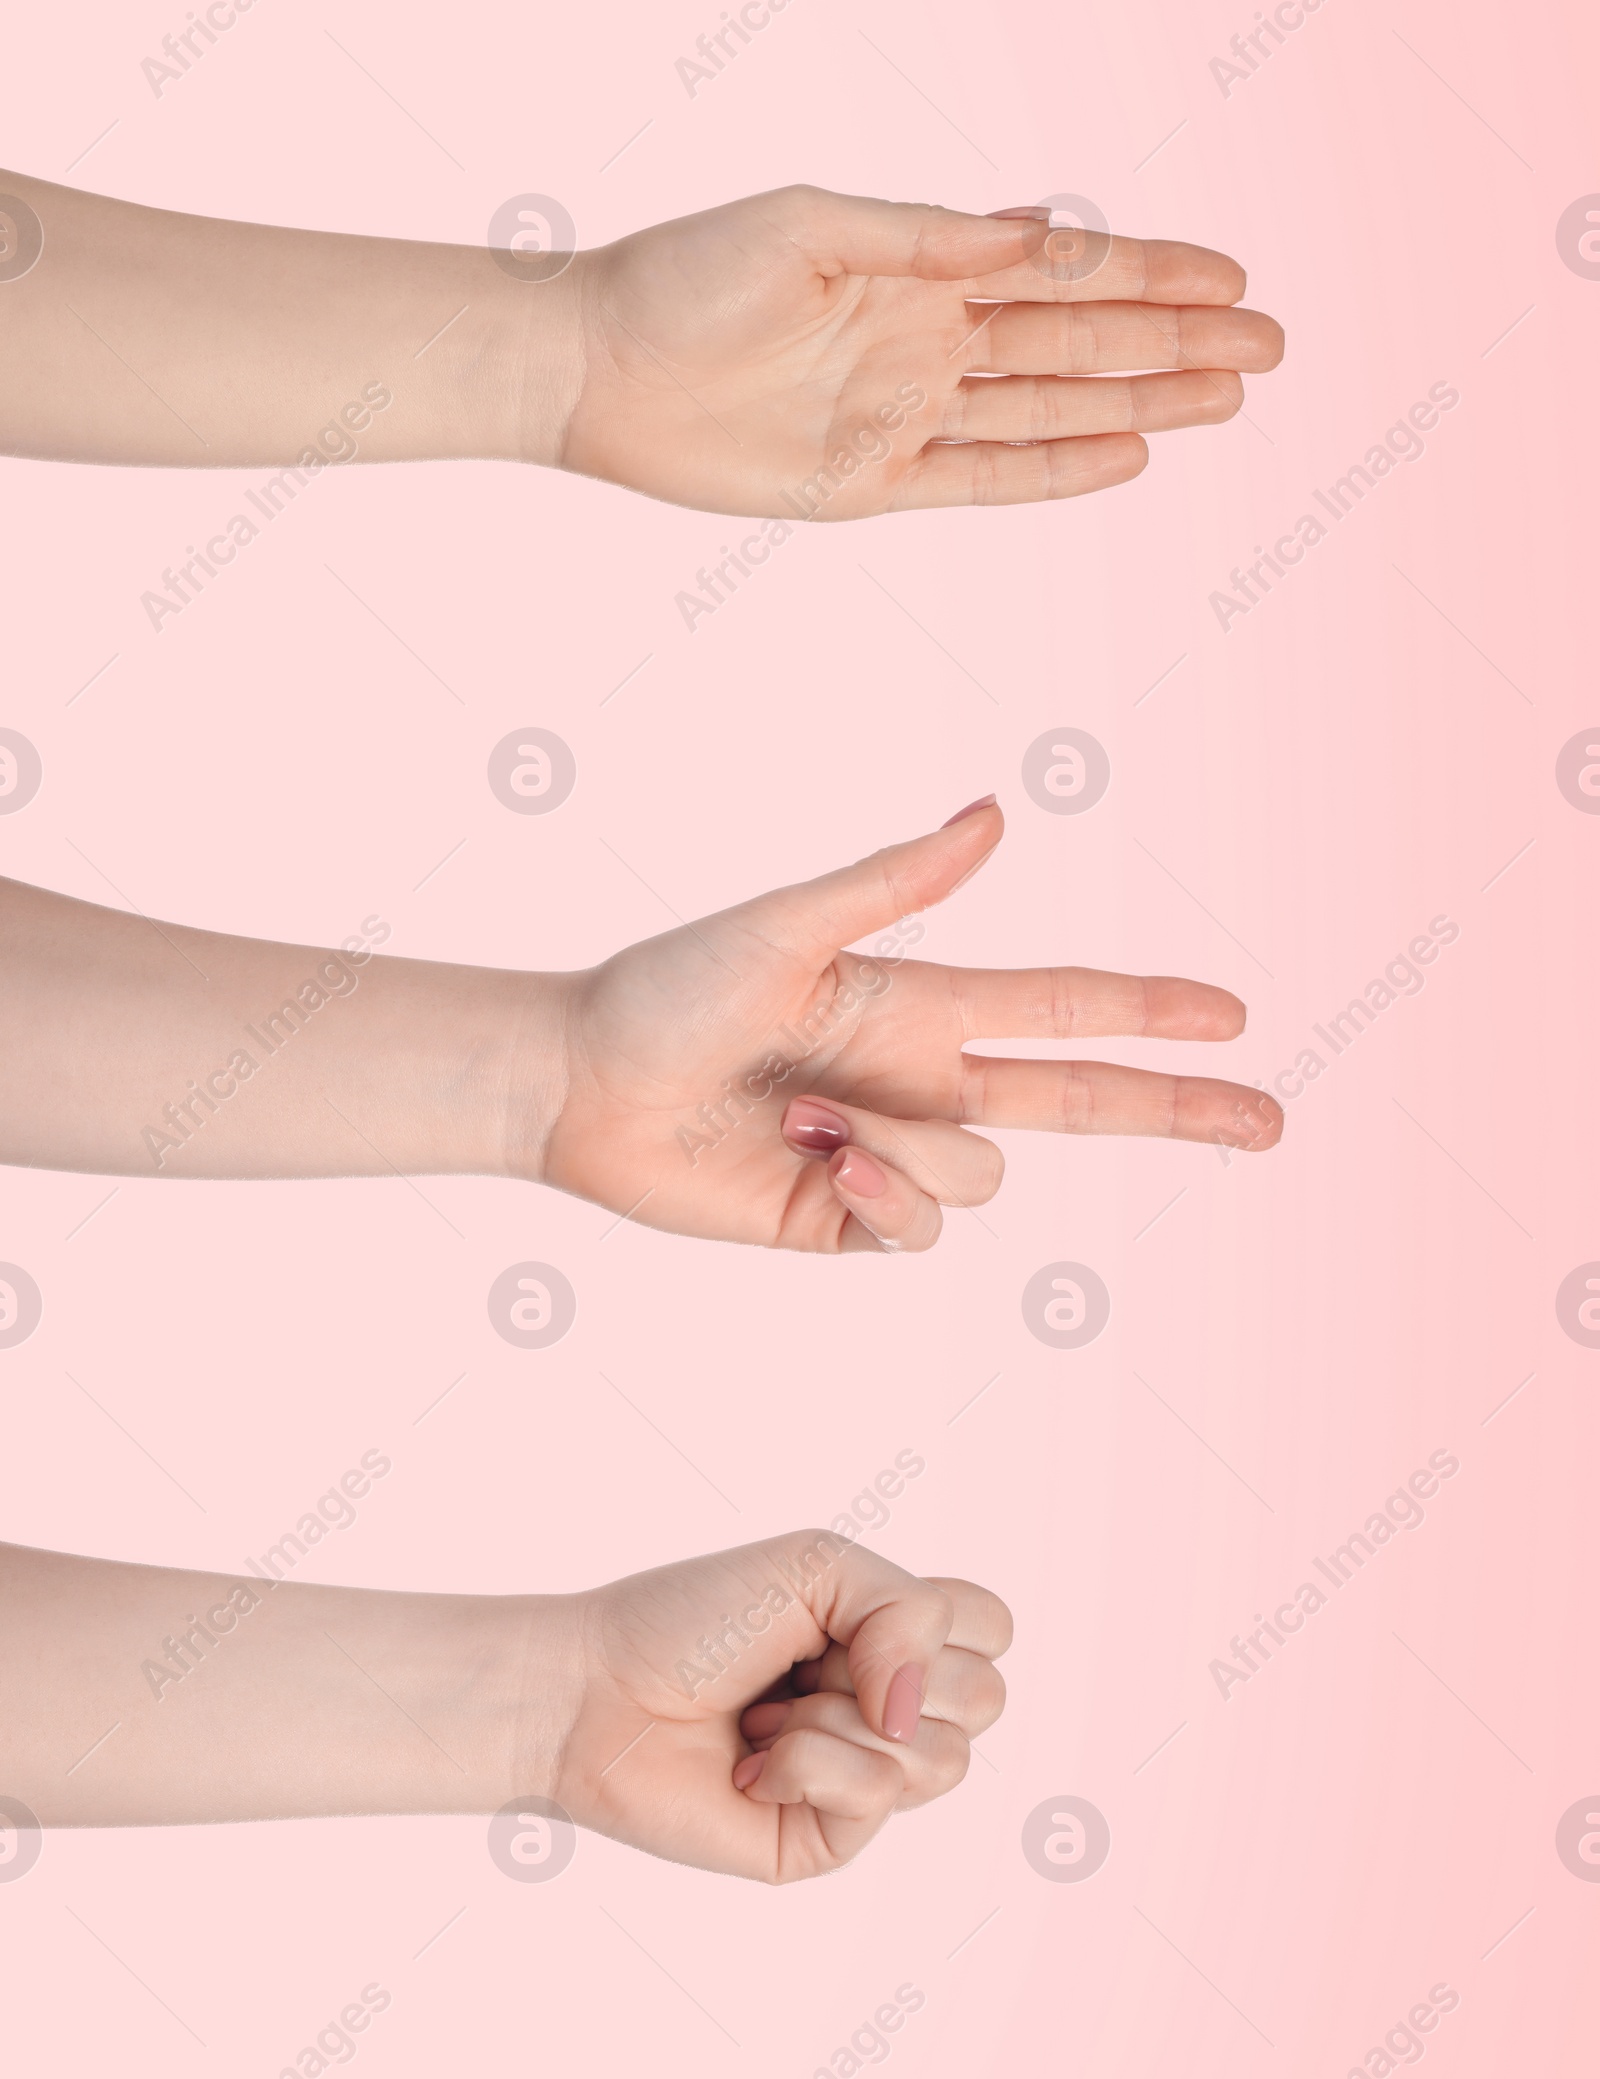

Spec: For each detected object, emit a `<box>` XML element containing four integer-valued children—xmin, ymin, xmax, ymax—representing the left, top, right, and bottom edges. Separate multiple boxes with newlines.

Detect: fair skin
<box><xmin>0</xmin><ymin>175</ymin><xmax>1282</xmax><ymax>514</ymax></box>
<box><xmin>0</xmin><ymin>1532</ymin><xmax>1008</xmax><ymax>1883</ymax></box>
<box><xmin>0</xmin><ymin>176</ymin><xmax>1280</xmax><ymax>1888</ymax></box>
<box><xmin>0</xmin><ymin>801</ymin><xmax>1283</xmax><ymax>1251</ymax></box>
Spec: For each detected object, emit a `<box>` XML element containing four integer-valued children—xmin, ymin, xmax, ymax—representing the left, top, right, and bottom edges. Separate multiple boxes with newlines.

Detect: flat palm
<box><xmin>557</xmin><ymin>186</ymin><xmax>1283</xmax><ymax>518</ymax></box>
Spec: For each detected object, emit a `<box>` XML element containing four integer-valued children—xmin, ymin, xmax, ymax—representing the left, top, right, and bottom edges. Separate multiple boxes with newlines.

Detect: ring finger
<box><xmin>782</xmin><ymin>1094</ymin><xmax>1003</xmax><ymax>1208</ymax></box>
<box><xmin>948</xmin><ymin>368</ymin><xmax>1243</xmax><ymax>444</ymax></box>
<box><xmin>740</xmin><ymin>1691</ymin><xmax>972</xmax><ymax>1809</ymax></box>
<box><xmin>781</xmin><ymin>1094</ymin><xmax>1003</xmax><ymax>1253</ymax></box>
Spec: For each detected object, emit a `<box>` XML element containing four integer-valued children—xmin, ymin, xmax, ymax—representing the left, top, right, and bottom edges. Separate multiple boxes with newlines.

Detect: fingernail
<box><xmin>882</xmin><ymin>1665</ymin><xmax>924</xmax><ymax>1744</ymax></box>
<box><xmin>732</xmin><ymin>1751</ymin><xmax>767</xmax><ymax>1791</ymax></box>
<box><xmin>782</xmin><ymin>1096</ymin><xmax>851</xmax><ymax>1153</ymax></box>
<box><xmin>987</xmin><ymin>206</ymin><xmax>1052</xmax><ymax>221</ymax></box>
<box><xmin>830</xmin><ymin>1148</ymin><xmax>886</xmax><ymax>1198</ymax></box>
<box><xmin>942</xmin><ymin>793</ymin><xmax>997</xmax><ymax>827</ymax></box>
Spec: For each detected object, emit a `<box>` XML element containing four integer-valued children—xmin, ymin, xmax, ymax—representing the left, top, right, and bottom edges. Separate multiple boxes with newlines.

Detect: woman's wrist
<box><xmin>427</xmin><ymin>1588</ymin><xmax>586</xmax><ymax>1812</ymax></box>
<box><xmin>1</xmin><ymin>1543</ymin><xmax>587</xmax><ymax>1826</ymax></box>
<box><xmin>494</xmin><ymin>1590</ymin><xmax>588</xmax><ymax>1809</ymax></box>
<box><xmin>366</xmin><ymin>953</ymin><xmax>573</xmax><ymax>1184</ymax></box>
<box><xmin>466</xmin><ymin>966</ymin><xmax>576</xmax><ymax>1185</ymax></box>
<box><xmin>471</xmin><ymin>252</ymin><xmax>587</xmax><ymax>468</ymax></box>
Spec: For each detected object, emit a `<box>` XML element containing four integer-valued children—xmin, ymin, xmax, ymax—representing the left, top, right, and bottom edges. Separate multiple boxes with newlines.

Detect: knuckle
<box><xmin>965</xmin><ymin>1662</ymin><xmax>1007</xmax><ymax>1731</ymax></box>
<box><xmin>781</xmin><ymin>1726</ymin><xmax>831</xmax><ymax>1775</ymax></box>
<box><xmin>930</xmin><ymin>1731</ymin><xmax>971</xmax><ymax>1794</ymax></box>
<box><xmin>923</xmin><ymin>1583</ymin><xmax>957</xmax><ymax>1636</ymax></box>
<box><xmin>868</xmin><ymin>1747</ymin><xmax>907</xmax><ymax>1798</ymax></box>
<box><xmin>968</xmin><ymin>1133</ymin><xmax>1005</xmax><ymax>1201</ymax></box>
<box><xmin>1064</xmin><ymin>307</ymin><xmax>1090</xmax><ymax>373</ymax></box>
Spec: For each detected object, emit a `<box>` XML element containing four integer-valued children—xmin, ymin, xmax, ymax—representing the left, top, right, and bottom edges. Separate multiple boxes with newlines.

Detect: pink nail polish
<box><xmin>733</xmin><ymin>1751</ymin><xmax>767</xmax><ymax>1791</ymax></box>
<box><xmin>783</xmin><ymin>1096</ymin><xmax>850</xmax><ymax>1152</ymax></box>
<box><xmin>942</xmin><ymin>793</ymin><xmax>997</xmax><ymax>827</ymax></box>
<box><xmin>883</xmin><ymin>1665</ymin><xmax>924</xmax><ymax>1744</ymax></box>
<box><xmin>831</xmin><ymin>1148</ymin><xmax>886</xmax><ymax>1199</ymax></box>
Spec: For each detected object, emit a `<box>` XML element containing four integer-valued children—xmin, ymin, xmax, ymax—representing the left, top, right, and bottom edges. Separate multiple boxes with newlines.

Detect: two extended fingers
<box><xmin>779</xmin><ymin>959</ymin><xmax>1282</xmax><ymax>1235</ymax></box>
<box><xmin>945</xmin><ymin>963</ymin><xmax>1282</xmax><ymax>1150</ymax></box>
<box><xmin>893</xmin><ymin>304</ymin><xmax>1278</xmax><ymax>508</ymax></box>
<box><xmin>923</xmin><ymin>301</ymin><xmax>1279</xmax><ymax>473</ymax></box>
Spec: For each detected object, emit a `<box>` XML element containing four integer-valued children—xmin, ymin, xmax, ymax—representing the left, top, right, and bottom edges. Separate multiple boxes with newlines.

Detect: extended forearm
<box><xmin>0</xmin><ymin>1541</ymin><xmax>576</xmax><ymax>1825</ymax></box>
<box><xmin>0</xmin><ymin>876</ymin><xmax>568</xmax><ymax>1180</ymax></box>
<box><xmin>0</xmin><ymin>172</ymin><xmax>582</xmax><ymax>468</ymax></box>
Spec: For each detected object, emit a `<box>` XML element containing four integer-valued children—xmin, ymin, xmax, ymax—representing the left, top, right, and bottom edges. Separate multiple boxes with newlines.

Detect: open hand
<box><xmin>556</xmin><ymin>184</ymin><xmax>1283</xmax><ymax>518</ymax></box>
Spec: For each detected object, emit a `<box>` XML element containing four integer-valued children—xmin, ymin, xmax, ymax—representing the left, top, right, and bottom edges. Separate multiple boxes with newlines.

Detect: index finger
<box><xmin>781</xmin><ymin>1533</ymin><xmax>962</xmax><ymax>1743</ymax></box>
<box><xmin>922</xmin><ymin>1577</ymin><xmax>1014</xmax><ymax>1658</ymax></box>
<box><xmin>948</xmin><ymin>966</ymin><xmax>1247</xmax><ymax>1041</ymax></box>
<box><xmin>972</xmin><ymin>224</ymin><xmax>1249</xmax><ymax>306</ymax></box>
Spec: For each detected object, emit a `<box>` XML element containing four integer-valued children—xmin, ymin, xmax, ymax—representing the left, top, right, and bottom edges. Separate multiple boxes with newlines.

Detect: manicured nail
<box><xmin>882</xmin><ymin>1665</ymin><xmax>925</xmax><ymax>1744</ymax></box>
<box><xmin>942</xmin><ymin>793</ymin><xmax>996</xmax><ymax>827</ymax></box>
<box><xmin>987</xmin><ymin>206</ymin><xmax>1052</xmax><ymax>221</ymax></box>
<box><xmin>732</xmin><ymin>1751</ymin><xmax>767</xmax><ymax>1791</ymax></box>
<box><xmin>783</xmin><ymin>1096</ymin><xmax>851</xmax><ymax>1152</ymax></box>
<box><xmin>830</xmin><ymin>1148</ymin><xmax>886</xmax><ymax>1198</ymax></box>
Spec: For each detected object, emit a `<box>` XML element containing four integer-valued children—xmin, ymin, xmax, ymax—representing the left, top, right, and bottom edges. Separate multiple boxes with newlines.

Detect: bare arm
<box><xmin>0</xmin><ymin>806</ymin><xmax>1280</xmax><ymax>1231</ymax></box>
<box><xmin>0</xmin><ymin>170</ymin><xmax>575</xmax><ymax>468</ymax></box>
<box><xmin>0</xmin><ymin>1532</ymin><xmax>1008</xmax><ymax>1882</ymax></box>
<box><xmin>0</xmin><ymin>875</ymin><xmax>564</xmax><ymax>1181</ymax></box>
<box><xmin>0</xmin><ymin>173</ymin><xmax>1282</xmax><ymax>517</ymax></box>
<box><xmin>0</xmin><ymin>1539</ymin><xmax>567</xmax><ymax>1826</ymax></box>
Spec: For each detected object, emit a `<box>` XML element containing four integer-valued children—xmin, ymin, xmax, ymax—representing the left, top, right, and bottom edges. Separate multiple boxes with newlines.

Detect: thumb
<box><xmin>738</xmin><ymin>796</ymin><xmax>1001</xmax><ymax>965</ymax></box>
<box><xmin>781</xmin><ymin>187</ymin><xmax>1050</xmax><ymax>280</ymax></box>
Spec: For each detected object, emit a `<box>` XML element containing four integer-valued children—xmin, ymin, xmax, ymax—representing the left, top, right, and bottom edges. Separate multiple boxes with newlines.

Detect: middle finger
<box><xmin>968</xmin><ymin>300</ymin><xmax>1284</xmax><ymax>376</ymax></box>
<box><xmin>959</xmin><ymin>1057</ymin><xmax>1284</xmax><ymax>1148</ymax></box>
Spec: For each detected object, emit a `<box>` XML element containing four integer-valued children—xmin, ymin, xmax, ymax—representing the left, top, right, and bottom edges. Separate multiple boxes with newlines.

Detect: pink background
<box><xmin>3</xmin><ymin>0</ymin><xmax>1596</xmax><ymax>2070</ymax></box>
